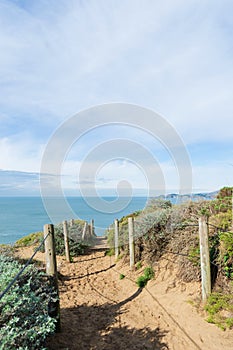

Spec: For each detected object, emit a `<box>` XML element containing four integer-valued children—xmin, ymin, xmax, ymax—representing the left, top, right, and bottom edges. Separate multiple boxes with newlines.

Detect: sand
<box><xmin>15</xmin><ymin>241</ymin><xmax>233</xmax><ymax>350</ymax></box>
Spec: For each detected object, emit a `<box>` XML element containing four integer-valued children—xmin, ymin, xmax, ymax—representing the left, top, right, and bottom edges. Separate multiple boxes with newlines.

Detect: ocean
<box><xmin>0</xmin><ymin>196</ymin><xmax>148</xmax><ymax>244</ymax></box>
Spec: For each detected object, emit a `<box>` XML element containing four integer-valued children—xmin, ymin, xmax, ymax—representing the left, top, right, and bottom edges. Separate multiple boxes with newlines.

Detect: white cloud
<box><xmin>0</xmin><ymin>0</ymin><xmax>233</xmax><ymax>194</ymax></box>
<box><xmin>0</xmin><ymin>0</ymin><xmax>232</xmax><ymax>133</ymax></box>
<box><xmin>0</xmin><ymin>136</ymin><xmax>44</xmax><ymax>172</ymax></box>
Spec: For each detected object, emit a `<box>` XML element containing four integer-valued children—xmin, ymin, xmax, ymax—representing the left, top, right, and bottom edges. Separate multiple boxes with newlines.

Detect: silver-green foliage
<box><xmin>0</xmin><ymin>255</ymin><xmax>56</xmax><ymax>349</ymax></box>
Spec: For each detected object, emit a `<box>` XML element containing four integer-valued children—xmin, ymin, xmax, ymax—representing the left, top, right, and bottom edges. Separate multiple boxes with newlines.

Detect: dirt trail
<box><xmin>15</xmin><ymin>245</ymin><xmax>233</xmax><ymax>350</ymax></box>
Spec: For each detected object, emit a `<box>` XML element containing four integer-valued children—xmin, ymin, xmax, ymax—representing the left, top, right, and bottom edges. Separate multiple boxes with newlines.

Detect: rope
<box><xmin>206</xmin><ymin>222</ymin><xmax>231</xmax><ymax>232</ymax></box>
<box><xmin>83</xmin><ymin>252</ymin><xmax>201</xmax><ymax>349</ymax></box>
<box><xmin>0</xmin><ymin>233</ymin><xmax>49</xmax><ymax>301</ymax></box>
<box><xmin>110</xmin><ymin>259</ymin><xmax>202</xmax><ymax>350</ymax></box>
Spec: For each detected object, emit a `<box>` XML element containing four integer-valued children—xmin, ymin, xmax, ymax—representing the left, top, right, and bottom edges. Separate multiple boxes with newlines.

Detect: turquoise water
<box><xmin>0</xmin><ymin>197</ymin><xmax>148</xmax><ymax>244</ymax></box>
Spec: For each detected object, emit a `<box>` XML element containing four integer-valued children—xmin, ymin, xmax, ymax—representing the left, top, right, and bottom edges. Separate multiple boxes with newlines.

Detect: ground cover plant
<box><xmin>0</xmin><ymin>254</ymin><xmax>57</xmax><ymax>349</ymax></box>
<box><xmin>205</xmin><ymin>292</ymin><xmax>233</xmax><ymax>330</ymax></box>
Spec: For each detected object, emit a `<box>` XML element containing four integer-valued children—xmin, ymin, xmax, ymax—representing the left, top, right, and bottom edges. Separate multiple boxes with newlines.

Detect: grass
<box><xmin>105</xmin><ymin>248</ymin><xmax>115</xmax><ymax>256</ymax></box>
<box><xmin>135</xmin><ymin>261</ymin><xmax>142</xmax><ymax>270</ymax></box>
<box><xmin>205</xmin><ymin>293</ymin><xmax>233</xmax><ymax>330</ymax></box>
<box><xmin>15</xmin><ymin>231</ymin><xmax>43</xmax><ymax>247</ymax></box>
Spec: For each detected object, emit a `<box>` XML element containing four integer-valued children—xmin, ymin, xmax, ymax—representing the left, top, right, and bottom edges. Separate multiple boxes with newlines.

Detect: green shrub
<box><xmin>38</xmin><ymin>222</ymin><xmax>88</xmax><ymax>257</ymax></box>
<box><xmin>119</xmin><ymin>274</ymin><xmax>125</xmax><ymax>280</ymax></box>
<box><xmin>188</xmin><ymin>246</ymin><xmax>200</xmax><ymax>266</ymax></box>
<box><xmin>136</xmin><ymin>275</ymin><xmax>148</xmax><ymax>288</ymax></box>
<box><xmin>145</xmin><ymin>198</ymin><xmax>172</xmax><ymax>212</ymax></box>
<box><xmin>0</xmin><ymin>254</ymin><xmax>56</xmax><ymax>349</ymax></box>
<box><xmin>136</xmin><ymin>266</ymin><xmax>154</xmax><ymax>288</ymax></box>
<box><xmin>144</xmin><ymin>267</ymin><xmax>155</xmax><ymax>280</ymax></box>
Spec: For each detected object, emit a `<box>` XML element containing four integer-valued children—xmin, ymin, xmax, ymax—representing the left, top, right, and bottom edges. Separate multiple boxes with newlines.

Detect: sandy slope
<box><xmin>15</xmin><ymin>244</ymin><xmax>233</xmax><ymax>350</ymax></box>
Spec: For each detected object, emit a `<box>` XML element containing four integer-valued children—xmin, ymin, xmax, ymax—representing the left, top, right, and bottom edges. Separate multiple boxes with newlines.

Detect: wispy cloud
<box><xmin>0</xmin><ymin>169</ymin><xmax>40</xmax><ymax>195</ymax></box>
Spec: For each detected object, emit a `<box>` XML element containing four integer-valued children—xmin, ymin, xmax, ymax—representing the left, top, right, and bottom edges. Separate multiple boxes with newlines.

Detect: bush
<box><xmin>106</xmin><ymin>186</ymin><xmax>233</xmax><ymax>286</ymax></box>
<box><xmin>38</xmin><ymin>222</ymin><xmax>88</xmax><ymax>257</ymax></box>
<box><xmin>136</xmin><ymin>275</ymin><xmax>148</xmax><ymax>288</ymax></box>
<box><xmin>144</xmin><ymin>267</ymin><xmax>155</xmax><ymax>280</ymax></box>
<box><xmin>0</xmin><ymin>254</ymin><xmax>56</xmax><ymax>349</ymax></box>
<box><xmin>136</xmin><ymin>266</ymin><xmax>154</xmax><ymax>288</ymax></box>
<box><xmin>106</xmin><ymin>211</ymin><xmax>142</xmax><ymax>249</ymax></box>
<box><xmin>145</xmin><ymin>198</ymin><xmax>172</xmax><ymax>212</ymax></box>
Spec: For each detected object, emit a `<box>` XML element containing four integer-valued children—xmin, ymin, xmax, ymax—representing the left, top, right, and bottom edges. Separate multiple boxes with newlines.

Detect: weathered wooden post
<box><xmin>70</xmin><ymin>219</ymin><xmax>75</xmax><ymax>227</ymax></box>
<box><xmin>128</xmin><ymin>217</ymin><xmax>135</xmax><ymax>269</ymax></box>
<box><xmin>199</xmin><ymin>216</ymin><xmax>211</xmax><ymax>302</ymax></box>
<box><xmin>82</xmin><ymin>221</ymin><xmax>88</xmax><ymax>241</ymax></box>
<box><xmin>63</xmin><ymin>220</ymin><xmax>71</xmax><ymax>263</ymax></box>
<box><xmin>43</xmin><ymin>224</ymin><xmax>60</xmax><ymax>332</ymax></box>
<box><xmin>90</xmin><ymin>219</ymin><xmax>95</xmax><ymax>236</ymax></box>
<box><xmin>115</xmin><ymin>219</ymin><xmax>119</xmax><ymax>261</ymax></box>
<box><xmin>88</xmin><ymin>224</ymin><xmax>91</xmax><ymax>238</ymax></box>
<box><xmin>44</xmin><ymin>224</ymin><xmax>57</xmax><ymax>276</ymax></box>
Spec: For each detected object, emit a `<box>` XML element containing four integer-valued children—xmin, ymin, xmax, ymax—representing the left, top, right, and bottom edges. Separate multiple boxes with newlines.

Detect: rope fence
<box><xmin>0</xmin><ymin>231</ymin><xmax>50</xmax><ymax>301</ymax></box>
<box><xmin>0</xmin><ymin>224</ymin><xmax>61</xmax><ymax>332</ymax></box>
<box><xmin>0</xmin><ymin>218</ymin><xmax>97</xmax><ymax>334</ymax></box>
<box><xmin>113</xmin><ymin>215</ymin><xmax>232</xmax><ymax>302</ymax></box>
<box><xmin>0</xmin><ymin>210</ymin><xmax>232</xmax><ymax>339</ymax></box>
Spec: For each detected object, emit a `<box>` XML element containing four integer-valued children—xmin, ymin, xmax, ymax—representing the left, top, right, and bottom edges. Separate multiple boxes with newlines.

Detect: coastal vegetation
<box><xmin>0</xmin><ymin>186</ymin><xmax>232</xmax><ymax>350</ymax></box>
<box><xmin>0</xmin><ymin>254</ymin><xmax>56</xmax><ymax>349</ymax></box>
<box><xmin>37</xmin><ymin>220</ymin><xmax>88</xmax><ymax>257</ymax></box>
<box><xmin>136</xmin><ymin>266</ymin><xmax>155</xmax><ymax>288</ymax></box>
<box><xmin>0</xmin><ymin>219</ymin><xmax>89</xmax><ymax>349</ymax></box>
<box><xmin>106</xmin><ymin>187</ymin><xmax>233</xmax><ymax>329</ymax></box>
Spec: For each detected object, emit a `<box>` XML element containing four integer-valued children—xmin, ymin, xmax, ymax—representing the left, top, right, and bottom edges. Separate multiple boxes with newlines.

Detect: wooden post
<box><xmin>82</xmin><ymin>221</ymin><xmax>88</xmax><ymax>241</ymax></box>
<box><xmin>43</xmin><ymin>224</ymin><xmax>60</xmax><ymax>332</ymax></box>
<box><xmin>115</xmin><ymin>219</ymin><xmax>119</xmax><ymax>261</ymax></box>
<box><xmin>63</xmin><ymin>220</ymin><xmax>71</xmax><ymax>263</ymax></box>
<box><xmin>44</xmin><ymin>224</ymin><xmax>57</xmax><ymax>276</ymax></box>
<box><xmin>70</xmin><ymin>219</ymin><xmax>75</xmax><ymax>227</ymax></box>
<box><xmin>88</xmin><ymin>224</ymin><xmax>91</xmax><ymax>238</ymax></box>
<box><xmin>128</xmin><ymin>217</ymin><xmax>135</xmax><ymax>269</ymax></box>
<box><xmin>199</xmin><ymin>216</ymin><xmax>211</xmax><ymax>302</ymax></box>
<box><xmin>90</xmin><ymin>219</ymin><xmax>95</xmax><ymax>236</ymax></box>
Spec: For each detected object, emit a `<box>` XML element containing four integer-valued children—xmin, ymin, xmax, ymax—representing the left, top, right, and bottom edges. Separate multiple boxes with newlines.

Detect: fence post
<box><xmin>82</xmin><ymin>221</ymin><xmax>88</xmax><ymax>241</ymax></box>
<box><xmin>199</xmin><ymin>216</ymin><xmax>211</xmax><ymax>302</ymax></box>
<box><xmin>115</xmin><ymin>219</ymin><xmax>119</xmax><ymax>261</ymax></box>
<box><xmin>43</xmin><ymin>224</ymin><xmax>60</xmax><ymax>332</ymax></box>
<box><xmin>44</xmin><ymin>224</ymin><xmax>57</xmax><ymax>276</ymax></box>
<box><xmin>88</xmin><ymin>224</ymin><xmax>91</xmax><ymax>238</ymax></box>
<box><xmin>90</xmin><ymin>219</ymin><xmax>95</xmax><ymax>236</ymax></box>
<box><xmin>128</xmin><ymin>217</ymin><xmax>135</xmax><ymax>269</ymax></box>
<box><xmin>70</xmin><ymin>219</ymin><xmax>75</xmax><ymax>227</ymax></box>
<box><xmin>63</xmin><ymin>220</ymin><xmax>71</xmax><ymax>263</ymax></box>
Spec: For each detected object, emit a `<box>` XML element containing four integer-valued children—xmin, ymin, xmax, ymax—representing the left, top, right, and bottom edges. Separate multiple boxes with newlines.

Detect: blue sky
<box><xmin>0</xmin><ymin>0</ymin><xmax>233</xmax><ymax>196</ymax></box>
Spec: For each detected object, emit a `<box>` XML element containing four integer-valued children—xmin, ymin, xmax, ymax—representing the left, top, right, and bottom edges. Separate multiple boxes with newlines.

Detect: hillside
<box><xmin>14</xmin><ymin>244</ymin><xmax>233</xmax><ymax>350</ymax></box>
<box><xmin>158</xmin><ymin>191</ymin><xmax>218</xmax><ymax>204</ymax></box>
<box><xmin>2</xmin><ymin>187</ymin><xmax>232</xmax><ymax>349</ymax></box>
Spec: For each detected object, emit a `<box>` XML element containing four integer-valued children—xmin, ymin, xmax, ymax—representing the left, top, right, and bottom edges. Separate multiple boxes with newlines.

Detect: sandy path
<box><xmin>15</xmin><ymin>245</ymin><xmax>233</xmax><ymax>350</ymax></box>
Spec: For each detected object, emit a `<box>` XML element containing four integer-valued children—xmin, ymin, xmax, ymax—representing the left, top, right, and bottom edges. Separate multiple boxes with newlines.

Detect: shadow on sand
<box><xmin>46</xmin><ymin>289</ymin><xmax>168</xmax><ymax>350</ymax></box>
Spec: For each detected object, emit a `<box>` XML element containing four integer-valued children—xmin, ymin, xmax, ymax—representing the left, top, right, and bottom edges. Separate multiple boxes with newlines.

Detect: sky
<box><xmin>0</xmin><ymin>0</ymin><xmax>233</xmax><ymax>197</ymax></box>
